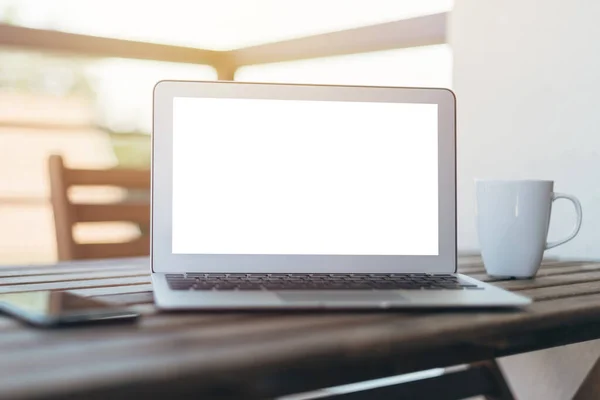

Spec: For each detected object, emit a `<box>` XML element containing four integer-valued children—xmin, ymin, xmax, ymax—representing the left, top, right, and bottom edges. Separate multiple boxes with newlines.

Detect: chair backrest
<box><xmin>48</xmin><ymin>155</ymin><xmax>151</xmax><ymax>261</ymax></box>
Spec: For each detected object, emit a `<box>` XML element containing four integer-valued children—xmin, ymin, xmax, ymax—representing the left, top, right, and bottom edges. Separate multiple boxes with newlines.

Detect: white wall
<box><xmin>450</xmin><ymin>0</ymin><xmax>600</xmax><ymax>259</ymax></box>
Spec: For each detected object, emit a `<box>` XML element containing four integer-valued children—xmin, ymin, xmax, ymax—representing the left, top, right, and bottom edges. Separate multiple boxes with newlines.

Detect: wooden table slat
<box><xmin>519</xmin><ymin>279</ymin><xmax>600</xmax><ymax>301</ymax></box>
<box><xmin>3</xmin><ymin>289</ymin><xmax>600</xmax><ymax>399</ymax></box>
<box><xmin>0</xmin><ymin>256</ymin><xmax>599</xmax><ymax>399</ymax></box>
<box><xmin>0</xmin><ymin>257</ymin><xmax>148</xmax><ymax>272</ymax></box>
<box><xmin>0</xmin><ymin>313</ymin><xmax>393</xmax><ymax>369</ymax></box>
<box><xmin>70</xmin><ymin>285</ymin><xmax>154</xmax><ymax>298</ymax></box>
<box><xmin>0</xmin><ymin>276</ymin><xmax>151</xmax><ymax>293</ymax></box>
<box><xmin>1</xmin><ymin>284</ymin><xmax>599</xmax><ymax>371</ymax></box>
<box><xmin>89</xmin><ymin>292</ymin><xmax>154</xmax><ymax>305</ymax></box>
<box><xmin>494</xmin><ymin>270</ymin><xmax>600</xmax><ymax>291</ymax></box>
<box><xmin>0</xmin><ymin>270</ymin><xmax>149</xmax><ymax>286</ymax></box>
<box><xmin>0</xmin><ymin>265</ymin><xmax>148</xmax><ymax>278</ymax></box>
<box><xmin>468</xmin><ymin>263</ymin><xmax>600</xmax><ymax>283</ymax></box>
<box><xmin>458</xmin><ymin>260</ymin><xmax>593</xmax><ymax>275</ymax></box>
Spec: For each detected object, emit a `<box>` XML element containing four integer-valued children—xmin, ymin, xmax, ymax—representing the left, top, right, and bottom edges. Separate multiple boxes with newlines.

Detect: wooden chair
<box><xmin>48</xmin><ymin>155</ymin><xmax>151</xmax><ymax>261</ymax></box>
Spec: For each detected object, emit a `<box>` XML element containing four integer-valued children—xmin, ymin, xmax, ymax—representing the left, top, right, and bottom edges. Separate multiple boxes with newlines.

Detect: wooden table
<box><xmin>2</xmin><ymin>257</ymin><xmax>600</xmax><ymax>399</ymax></box>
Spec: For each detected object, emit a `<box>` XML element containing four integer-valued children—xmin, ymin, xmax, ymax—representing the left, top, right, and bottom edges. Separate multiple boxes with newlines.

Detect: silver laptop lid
<box><xmin>152</xmin><ymin>81</ymin><xmax>456</xmax><ymax>274</ymax></box>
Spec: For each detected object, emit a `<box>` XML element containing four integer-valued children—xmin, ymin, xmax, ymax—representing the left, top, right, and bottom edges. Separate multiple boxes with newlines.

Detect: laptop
<box><xmin>151</xmin><ymin>80</ymin><xmax>530</xmax><ymax>309</ymax></box>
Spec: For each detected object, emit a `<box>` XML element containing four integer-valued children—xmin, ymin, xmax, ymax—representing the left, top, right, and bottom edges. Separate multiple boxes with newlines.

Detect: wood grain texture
<box><xmin>469</xmin><ymin>262</ymin><xmax>600</xmax><ymax>283</ymax></box>
<box><xmin>496</xmin><ymin>270</ymin><xmax>600</xmax><ymax>291</ymax></box>
<box><xmin>0</xmin><ymin>257</ymin><xmax>599</xmax><ymax>399</ymax></box>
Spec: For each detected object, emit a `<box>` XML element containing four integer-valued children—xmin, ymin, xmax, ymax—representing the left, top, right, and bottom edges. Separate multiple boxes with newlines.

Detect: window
<box><xmin>0</xmin><ymin>51</ymin><xmax>215</xmax><ymax>263</ymax></box>
<box><xmin>86</xmin><ymin>59</ymin><xmax>216</xmax><ymax>133</ymax></box>
<box><xmin>0</xmin><ymin>0</ymin><xmax>452</xmax><ymax>264</ymax></box>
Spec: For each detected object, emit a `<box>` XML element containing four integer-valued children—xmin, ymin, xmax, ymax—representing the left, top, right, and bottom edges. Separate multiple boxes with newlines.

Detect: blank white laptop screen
<box><xmin>172</xmin><ymin>97</ymin><xmax>438</xmax><ymax>256</ymax></box>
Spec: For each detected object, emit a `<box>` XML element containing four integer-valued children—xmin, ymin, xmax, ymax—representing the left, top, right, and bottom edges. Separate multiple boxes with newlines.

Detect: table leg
<box><xmin>573</xmin><ymin>352</ymin><xmax>600</xmax><ymax>399</ymax></box>
<box><xmin>474</xmin><ymin>360</ymin><xmax>515</xmax><ymax>400</ymax></box>
<box><xmin>498</xmin><ymin>339</ymin><xmax>600</xmax><ymax>400</ymax></box>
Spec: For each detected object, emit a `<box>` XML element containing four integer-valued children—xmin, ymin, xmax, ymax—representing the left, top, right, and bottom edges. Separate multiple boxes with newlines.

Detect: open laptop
<box><xmin>151</xmin><ymin>80</ymin><xmax>530</xmax><ymax>309</ymax></box>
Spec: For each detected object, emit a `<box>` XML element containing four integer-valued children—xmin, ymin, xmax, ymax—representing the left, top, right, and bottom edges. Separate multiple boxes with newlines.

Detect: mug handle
<box><xmin>546</xmin><ymin>193</ymin><xmax>583</xmax><ymax>249</ymax></box>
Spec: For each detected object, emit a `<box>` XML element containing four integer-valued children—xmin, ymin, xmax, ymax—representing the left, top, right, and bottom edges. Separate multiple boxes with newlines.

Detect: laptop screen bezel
<box><xmin>151</xmin><ymin>81</ymin><xmax>456</xmax><ymax>274</ymax></box>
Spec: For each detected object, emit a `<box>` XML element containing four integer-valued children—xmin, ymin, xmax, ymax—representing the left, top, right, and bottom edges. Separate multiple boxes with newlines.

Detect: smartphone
<box><xmin>0</xmin><ymin>291</ymin><xmax>139</xmax><ymax>327</ymax></box>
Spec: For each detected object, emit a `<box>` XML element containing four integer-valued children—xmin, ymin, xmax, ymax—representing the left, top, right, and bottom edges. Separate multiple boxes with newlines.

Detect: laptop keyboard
<box><xmin>165</xmin><ymin>273</ymin><xmax>483</xmax><ymax>291</ymax></box>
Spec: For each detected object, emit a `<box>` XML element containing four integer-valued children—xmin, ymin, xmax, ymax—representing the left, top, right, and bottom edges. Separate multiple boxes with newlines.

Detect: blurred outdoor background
<box><xmin>0</xmin><ymin>0</ymin><xmax>452</xmax><ymax>264</ymax></box>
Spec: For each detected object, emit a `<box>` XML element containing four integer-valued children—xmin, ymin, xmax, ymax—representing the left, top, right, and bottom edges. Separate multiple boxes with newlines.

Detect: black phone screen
<box><xmin>0</xmin><ymin>291</ymin><xmax>139</xmax><ymax>326</ymax></box>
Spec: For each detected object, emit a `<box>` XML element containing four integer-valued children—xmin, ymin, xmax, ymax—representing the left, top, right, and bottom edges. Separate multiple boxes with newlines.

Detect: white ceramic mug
<box><xmin>476</xmin><ymin>180</ymin><xmax>582</xmax><ymax>278</ymax></box>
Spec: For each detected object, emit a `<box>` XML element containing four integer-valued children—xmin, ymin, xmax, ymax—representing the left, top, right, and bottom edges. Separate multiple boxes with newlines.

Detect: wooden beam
<box><xmin>77</xmin><ymin>238</ymin><xmax>149</xmax><ymax>260</ymax></box>
<box><xmin>216</xmin><ymin>62</ymin><xmax>237</xmax><ymax>81</ymax></box>
<box><xmin>0</xmin><ymin>14</ymin><xmax>447</xmax><ymax>73</ymax></box>
<box><xmin>74</xmin><ymin>203</ymin><xmax>150</xmax><ymax>224</ymax></box>
<box><xmin>573</xmin><ymin>354</ymin><xmax>600</xmax><ymax>400</ymax></box>
<box><xmin>229</xmin><ymin>13</ymin><xmax>447</xmax><ymax>67</ymax></box>
<box><xmin>476</xmin><ymin>360</ymin><xmax>515</xmax><ymax>400</ymax></box>
<box><xmin>66</xmin><ymin>168</ymin><xmax>150</xmax><ymax>189</ymax></box>
<box><xmin>0</xmin><ymin>23</ymin><xmax>226</xmax><ymax>67</ymax></box>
